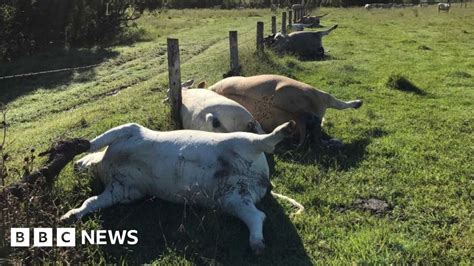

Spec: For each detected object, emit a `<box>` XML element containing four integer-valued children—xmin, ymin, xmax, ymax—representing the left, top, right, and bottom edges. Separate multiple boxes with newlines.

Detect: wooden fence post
<box><xmin>271</xmin><ymin>16</ymin><xmax>277</xmax><ymax>34</ymax></box>
<box><xmin>281</xmin><ymin>12</ymin><xmax>287</xmax><ymax>34</ymax></box>
<box><xmin>229</xmin><ymin>31</ymin><xmax>239</xmax><ymax>75</ymax></box>
<box><xmin>288</xmin><ymin>11</ymin><xmax>292</xmax><ymax>27</ymax></box>
<box><xmin>167</xmin><ymin>38</ymin><xmax>182</xmax><ymax>129</ymax></box>
<box><xmin>256</xmin><ymin>21</ymin><xmax>264</xmax><ymax>54</ymax></box>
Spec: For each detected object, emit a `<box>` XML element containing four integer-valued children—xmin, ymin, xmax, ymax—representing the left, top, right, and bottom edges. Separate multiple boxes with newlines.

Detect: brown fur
<box><xmin>209</xmin><ymin>75</ymin><xmax>362</xmax><ymax>146</ymax></box>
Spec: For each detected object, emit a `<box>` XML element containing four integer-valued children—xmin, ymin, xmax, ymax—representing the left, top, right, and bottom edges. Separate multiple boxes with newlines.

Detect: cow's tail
<box><xmin>271</xmin><ymin>191</ymin><xmax>305</xmax><ymax>215</ymax></box>
<box><xmin>88</xmin><ymin>123</ymin><xmax>141</xmax><ymax>152</ymax></box>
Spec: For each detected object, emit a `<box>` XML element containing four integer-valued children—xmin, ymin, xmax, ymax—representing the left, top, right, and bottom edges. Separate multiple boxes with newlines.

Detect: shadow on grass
<box><xmin>0</xmin><ymin>48</ymin><xmax>119</xmax><ymax>104</ymax></box>
<box><xmin>262</xmin><ymin>48</ymin><xmax>338</xmax><ymax>64</ymax></box>
<box><xmin>276</xmin><ymin>127</ymin><xmax>388</xmax><ymax>171</ymax></box>
<box><xmin>386</xmin><ymin>74</ymin><xmax>426</xmax><ymax>95</ymax></box>
<box><xmin>256</xmin><ymin>51</ymin><xmax>298</xmax><ymax>79</ymax></box>
<box><xmin>99</xmin><ymin>194</ymin><xmax>311</xmax><ymax>264</ymax></box>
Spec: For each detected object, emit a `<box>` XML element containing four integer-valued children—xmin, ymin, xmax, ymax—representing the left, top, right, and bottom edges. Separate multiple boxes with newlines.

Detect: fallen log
<box><xmin>2</xmin><ymin>138</ymin><xmax>90</xmax><ymax>199</ymax></box>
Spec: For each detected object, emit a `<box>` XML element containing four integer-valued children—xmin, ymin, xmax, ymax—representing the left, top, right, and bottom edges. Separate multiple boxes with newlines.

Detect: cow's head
<box><xmin>272</xmin><ymin>33</ymin><xmax>290</xmax><ymax>51</ymax></box>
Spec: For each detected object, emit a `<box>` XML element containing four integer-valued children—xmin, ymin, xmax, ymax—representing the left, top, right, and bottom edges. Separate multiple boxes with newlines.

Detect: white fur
<box><xmin>181</xmin><ymin>89</ymin><xmax>264</xmax><ymax>134</ymax></box>
<box><xmin>63</xmin><ymin>122</ymin><xmax>294</xmax><ymax>253</ymax></box>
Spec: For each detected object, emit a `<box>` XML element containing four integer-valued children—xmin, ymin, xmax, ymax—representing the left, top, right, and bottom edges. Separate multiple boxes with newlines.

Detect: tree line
<box><xmin>0</xmin><ymin>0</ymin><xmax>152</xmax><ymax>61</ymax></box>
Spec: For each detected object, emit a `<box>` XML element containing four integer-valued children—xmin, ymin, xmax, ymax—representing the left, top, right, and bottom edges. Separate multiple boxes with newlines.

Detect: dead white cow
<box><xmin>181</xmin><ymin>88</ymin><xmax>265</xmax><ymax>134</ymax></box>
<box><xmin>61</xmin><ymin>121</ymin><xmax>297</xmax><ymax>254</ymax></box>
<box><xmin>164</xmin><ymin>80</ymin><xmax>264</xmax><ymax>134</ymax></box>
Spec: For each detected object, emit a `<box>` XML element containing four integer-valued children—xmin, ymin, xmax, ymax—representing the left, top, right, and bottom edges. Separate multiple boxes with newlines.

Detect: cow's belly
<box><xmin>256</xmin><ymin>107</ymin><xmax>294</xmax><ymax>133</ymax></box>
<box><xmin>220</xmin><ymin>94</ymin><xmax>294</xmax><ymax>132</ymax></box>
<box><xmin>97</xmin><ymin>141</ymin><xmax>270</xmax><ymax>207</ymax></box>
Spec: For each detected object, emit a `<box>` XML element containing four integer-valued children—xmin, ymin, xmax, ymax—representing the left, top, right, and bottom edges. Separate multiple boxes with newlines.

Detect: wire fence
<box><xmin>0</xmin><ymin>26</ymin><xmax>259</xmax><ymax>82</ymax></box>
<box><xmin>0</xmin><ymin>64</ymin><xmax>101</xmax><ymax>81</ymax></box>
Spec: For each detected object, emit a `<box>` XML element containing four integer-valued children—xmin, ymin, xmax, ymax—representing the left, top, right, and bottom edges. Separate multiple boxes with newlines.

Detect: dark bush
<box><xmin>0</xmin><ymin>0</ymin><xmax>151</xmax><ymax>61</ymax></box>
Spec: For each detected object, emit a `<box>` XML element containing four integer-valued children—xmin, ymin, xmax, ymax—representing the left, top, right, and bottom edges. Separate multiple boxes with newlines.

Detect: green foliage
<box><xmin>0</xmin><ymin>0</ymin><xmax>151</xmax><ymax>61</ymax></box>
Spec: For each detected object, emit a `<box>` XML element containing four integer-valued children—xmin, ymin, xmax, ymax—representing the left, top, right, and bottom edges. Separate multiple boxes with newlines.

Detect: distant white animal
<box><xmin>63</xmin><ymin>121</ymin><xmax>297</xmax><ymax>254</ymax></box>
<box><xmin>364</xmin><ymin>3</ymin><xmax>373</xmax><ymax>9</ymax></box>
<box><xmin>438</xmin><ymin>2</ymin><xmax>451</xmax><ymax>12</ymax></box>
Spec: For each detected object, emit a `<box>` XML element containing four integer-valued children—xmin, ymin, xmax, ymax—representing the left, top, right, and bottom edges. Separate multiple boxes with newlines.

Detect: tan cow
<box><xmin>209</xmin><ymin>74</ymin><xmax>363</xmax><ymax>146</ymax></box>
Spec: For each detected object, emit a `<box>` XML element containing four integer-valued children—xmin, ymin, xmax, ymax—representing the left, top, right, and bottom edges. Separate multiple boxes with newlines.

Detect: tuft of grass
<box><xmin>418</xmin><ymin>45</ymin><xmax>431</xmax><ymax>50</ymax></box>
<box><xmin>450</xmin><ymin>71</ymin><xmax>472</xmax><ymax>78</ymax></box>
<box><xmin>386</xmin><ymin>74</ymin><xmax>426</xmax><ymax>95</ymax></box>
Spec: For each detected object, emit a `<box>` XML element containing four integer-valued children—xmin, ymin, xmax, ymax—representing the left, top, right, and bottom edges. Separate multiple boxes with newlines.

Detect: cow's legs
<box><xmin>60</xmin><ymin>181</ymin><xmax>141</xmax><ymax>222</ymax></box>
<box><xmin>222</xmin><ymin>194</ymin><xmax>266</xmax><ymax>255</ymax></box>
<box><xmin>74</xmin><ymin>150</ymin><xmax>105</xmax><ymax>173</ymax></box>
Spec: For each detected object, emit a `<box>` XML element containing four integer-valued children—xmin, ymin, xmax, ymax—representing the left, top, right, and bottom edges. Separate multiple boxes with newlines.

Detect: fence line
<box><xmin>0</xmin><ymin>64</ymin><xmax>101</xmax><ymax>80</ymax></box>
<box><xmin>0</xmin><ymin>27</ymin><xmax>258</xmax><ymax>82</ymax></box>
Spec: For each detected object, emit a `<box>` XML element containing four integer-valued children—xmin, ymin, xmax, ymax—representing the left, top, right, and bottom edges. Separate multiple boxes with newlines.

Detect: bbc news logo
<box><xmin>10</xmin><ymin>228</ymin><xmax>138</xmax><ymax>247</ymax></box>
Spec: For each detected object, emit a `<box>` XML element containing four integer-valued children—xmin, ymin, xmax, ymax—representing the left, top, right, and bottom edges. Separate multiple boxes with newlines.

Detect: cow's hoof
<box><xmin>353</xmin><ymin>100</ymin><xmax>363</xmax><ymax>109</ymax></box>
<box><xmin>60</xmin><ymin>211</ymin><xmax>79</xmax><ymax>224</ymax></box>
<box><xmin>250</xmin><ymin>239</ymin><xmax>266</xmax><ymax>255</ymax></box>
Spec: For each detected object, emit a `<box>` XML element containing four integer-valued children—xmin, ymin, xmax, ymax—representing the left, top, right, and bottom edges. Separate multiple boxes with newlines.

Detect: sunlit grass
<box><xmin>1</xmin><ymin>6</ymin><xmax>473</xmax><ymax>264</ymax></box>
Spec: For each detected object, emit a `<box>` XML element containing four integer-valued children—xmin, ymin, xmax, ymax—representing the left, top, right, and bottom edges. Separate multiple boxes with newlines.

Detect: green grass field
<box><xmin>1</xmin><ymin>6</ymin><xmax>473</xmax><ymax>264</ymax></box>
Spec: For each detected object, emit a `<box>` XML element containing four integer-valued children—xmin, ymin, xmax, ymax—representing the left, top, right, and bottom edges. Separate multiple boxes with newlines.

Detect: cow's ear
<box><xmin>181</xmin><ymin>79</ymin><xmax>194</xmax><ymax>90</ymax></box>
<box><xmin>197</xmin><ymin>81</ymin><xmax>207</xmax><ymax>88</ymax></box>
<box><xmin>205</xmin><ymin>113</ymin><xmax>221</xmax><ymax>128</ymax></box>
